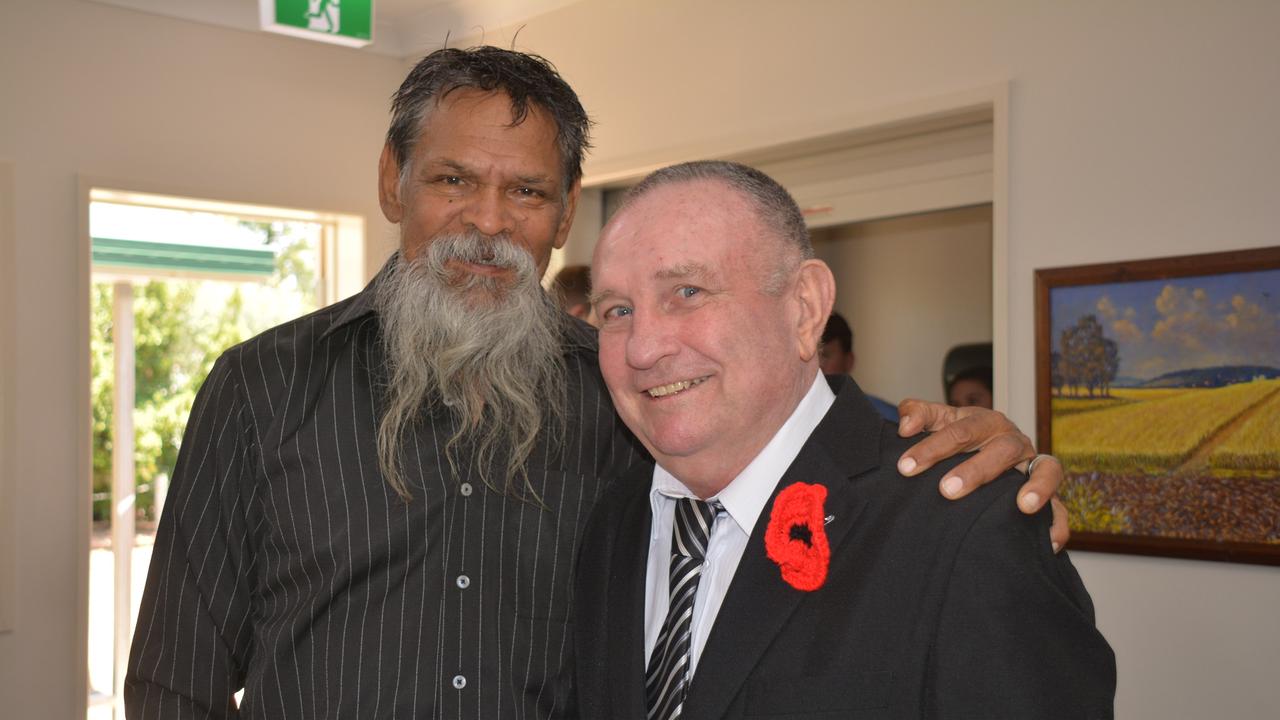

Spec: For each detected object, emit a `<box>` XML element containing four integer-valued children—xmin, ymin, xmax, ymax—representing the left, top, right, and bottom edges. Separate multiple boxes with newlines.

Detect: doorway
<box><xmin>812</xmin><ymin>204</ymin><xmax>994</xmax><ymax>405</ymax></box>
<box><xmin>83</xmin><ymin>187</ymin><xmax>364</xmax><ymax>719</ymax></box>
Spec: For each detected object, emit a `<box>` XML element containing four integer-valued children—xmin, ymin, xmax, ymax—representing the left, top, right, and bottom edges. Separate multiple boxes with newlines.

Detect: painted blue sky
<box><xmin>1050</xmin><ymin>268</ymin><xmax>1280</xmax><ymax>381</ymax></box>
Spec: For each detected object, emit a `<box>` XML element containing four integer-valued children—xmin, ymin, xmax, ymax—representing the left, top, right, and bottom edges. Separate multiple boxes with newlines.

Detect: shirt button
<box><xmin>456</xmin><ymin>575</ymin><xmax>470</xmax><ymax>589</ymax></box>
<box><xmin>460</xmin><ymin>482</ymin><xmax>473</xmax><ymax>496</ymax></box>
<box><xmin>452</xmin><ymin>674</ymin><xmax>467</xmax><ymax>690</ymax></box>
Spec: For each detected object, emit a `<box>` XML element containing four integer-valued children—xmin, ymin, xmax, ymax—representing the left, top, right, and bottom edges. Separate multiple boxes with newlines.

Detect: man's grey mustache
<box><xmin>425</xmin><ymin>231</ymin><xmax>533</xmax><ymax>278</ymax></box>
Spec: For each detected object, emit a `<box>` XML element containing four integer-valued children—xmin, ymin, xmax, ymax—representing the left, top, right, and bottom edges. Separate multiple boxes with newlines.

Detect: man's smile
<box><xmin>644</xmin><ymin>376</ymin><xmax>710</xmax><ymax>398</ymax></box>
<box><xmin>447</xmin><ymin>256</ymin><xmax>513</xmax><ymax>278</ymax></box>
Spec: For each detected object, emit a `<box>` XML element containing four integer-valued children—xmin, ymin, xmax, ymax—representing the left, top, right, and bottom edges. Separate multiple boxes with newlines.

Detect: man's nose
<box><xmin>461</xmin><ymin>185</ymin><xmax>515</xmax><ymax>237</ymax></box>
<box><xmin>625</xmin><ymin>309</ymin><xmax>679</xmax><ymax>370</ymax></box>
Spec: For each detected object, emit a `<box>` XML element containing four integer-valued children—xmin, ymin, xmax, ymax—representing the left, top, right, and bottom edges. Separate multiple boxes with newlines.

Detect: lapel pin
<box><xmin>824</xmin><ymin>515</ymin><xmax>835</xmax><ymax>525</ymax></box>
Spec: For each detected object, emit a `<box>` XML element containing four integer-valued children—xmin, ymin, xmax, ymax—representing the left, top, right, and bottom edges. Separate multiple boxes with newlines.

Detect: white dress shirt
<box><xmin>643</xmin><ymin>371</ymin><xmax>836</xmax><ymax>673</ymax></box>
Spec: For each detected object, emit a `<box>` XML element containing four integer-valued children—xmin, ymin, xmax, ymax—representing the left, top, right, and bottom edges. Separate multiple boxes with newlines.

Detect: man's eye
<box><xmin>436</xmin><ymin>176</ymin><xmax>463</xmax><ymax>185</ymax></box>
<box><xmin>603</xmin><ymin>305</ymin><xmax>632</xmax><ymax>320</ymax></box>
<box><xmin>515</xmin><ymin>187</ymin><xmax>546</xmax><ymax>198</ymax></box>
<box><xmin>678</xmin><ymin>286</ymin><xmax>701</xmax><ymax>299</ymax></box>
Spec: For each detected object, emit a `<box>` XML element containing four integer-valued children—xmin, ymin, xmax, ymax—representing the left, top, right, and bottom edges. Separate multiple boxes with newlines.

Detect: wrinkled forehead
<box><xmin>410</xmin><ymin>89</ymin><xmax>566</xmax><ymax>179</ymax></box>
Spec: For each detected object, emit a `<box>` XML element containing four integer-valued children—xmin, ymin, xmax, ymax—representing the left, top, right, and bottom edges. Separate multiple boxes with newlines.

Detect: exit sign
<box><xmin>260</xmin><ymin>0</ymin><xmax>373</xmax><ymax>48</ymax></box>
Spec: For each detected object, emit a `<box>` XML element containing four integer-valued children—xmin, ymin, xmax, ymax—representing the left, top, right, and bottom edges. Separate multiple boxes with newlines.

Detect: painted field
<box><xmin>1209</xmin><ymin>389</ymin><xmax>1280</xmax><ymax>472</ymax></box>
<box><xmin>1062</xmin><ymin>473</ymin><xmax>1280</xmax><ymax>542</ymax></box>
<box><xmin>1051</xmin><ymin>388</ymin><xmax>1192</xmax><ymax>418</ymax></box>
<box><xmin>1053</xmin><ymin>379</ymin><xmax>1280</xmax><ymax>474</ymax></box>
<box><xmin>1051</xmin><ymin>396</ymin><xmax>1130</xmax><ymax>417</ymax></box>
<box><xmin>1108</xmin><ymin>388</ymin><xmax>1194</xmax><ymax>402</ymax></box>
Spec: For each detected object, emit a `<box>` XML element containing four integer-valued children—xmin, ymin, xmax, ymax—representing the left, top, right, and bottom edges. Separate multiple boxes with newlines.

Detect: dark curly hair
<box><xmin>386</xmin><ymin>46</ymin><xmax>592</xmax><ymax>193</ymax></box>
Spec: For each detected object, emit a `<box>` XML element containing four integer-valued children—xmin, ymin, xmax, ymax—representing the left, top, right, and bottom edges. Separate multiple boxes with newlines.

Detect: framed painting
<box><xmin>1035</xmin><ymin>247</ymin><xmax>1280</xmax><ymax>565</ymax></box>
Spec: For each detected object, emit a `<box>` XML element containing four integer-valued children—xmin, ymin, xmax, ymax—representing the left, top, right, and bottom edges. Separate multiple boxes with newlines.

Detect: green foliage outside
<box><xmin>92</xmin><ymin>220</ymin><xmax>318</xmax><ymax>523</ymax></box>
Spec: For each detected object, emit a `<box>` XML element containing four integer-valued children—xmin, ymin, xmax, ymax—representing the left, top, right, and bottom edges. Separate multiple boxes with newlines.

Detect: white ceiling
<box><xmin>87</xmin><ymin>0</ymin><xmax>587</xmax><ymax>59</ymax></box>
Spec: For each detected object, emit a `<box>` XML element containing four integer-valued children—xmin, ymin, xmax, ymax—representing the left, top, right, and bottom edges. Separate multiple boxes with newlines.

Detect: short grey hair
<box><xmin>621</xmin><ymin>160</ymin><xmax>813</xmax><ymax>292</ymax></box>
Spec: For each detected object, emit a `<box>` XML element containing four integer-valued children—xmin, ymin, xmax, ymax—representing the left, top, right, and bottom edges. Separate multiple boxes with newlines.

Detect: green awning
<box><xmin>92</xmin><ymin>236</ymin><xmax>275</xmax><ymax>277</ymax></box>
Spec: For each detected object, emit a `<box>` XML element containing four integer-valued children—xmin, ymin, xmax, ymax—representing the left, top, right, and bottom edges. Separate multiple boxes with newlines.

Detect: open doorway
<box><xmin>811</xmin><ymin>204</ymin><xmax>994</xmax><ymax>406</ymax></box>
<box><xmin>84</xmin><ymin>188</ymin><xmax>364</xmax><ymax>720</ymax></box>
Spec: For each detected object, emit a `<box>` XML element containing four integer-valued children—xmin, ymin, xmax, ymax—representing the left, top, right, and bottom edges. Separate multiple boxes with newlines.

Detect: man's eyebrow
<box><xmin>423</xmin><ymin>158</ymin><xmax>470</xmax><ymax>174</ymax></box>
<box><xmin>515</xmin><ymin>173</ymin><xmax>554</xmax><ymax>186</ymax></box>
<box><xmin>588</xmin><ymin>288</ymin><xmax>615</xmax><ymax>307</ymax></box>
<box><xmin>588</xmin><ymin>263</ymin><xmax>715</xmax><ymax>307</ymax></box>
<box><xmin>421</xmin><ymin>159</ymin><xmax>553</xmax><ymax>187</ymax></box>
<box><xmin>655</xmin><ymin>262</ymin><xmax>712</xmax><ymax>281</ymax></box>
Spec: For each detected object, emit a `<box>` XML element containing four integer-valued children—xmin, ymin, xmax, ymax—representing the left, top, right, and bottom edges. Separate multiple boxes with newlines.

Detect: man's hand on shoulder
<box><xmin>892</xmin><ymin>399</ymin><xmax>1070</xmax><ymax>553</ymax></box>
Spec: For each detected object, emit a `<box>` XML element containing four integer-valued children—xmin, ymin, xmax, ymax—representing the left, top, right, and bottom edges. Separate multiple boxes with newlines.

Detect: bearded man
<box><xmin>126</xmin><ymin>47</ymin><xmax>1068</xmax><ymax>719</ymax></box>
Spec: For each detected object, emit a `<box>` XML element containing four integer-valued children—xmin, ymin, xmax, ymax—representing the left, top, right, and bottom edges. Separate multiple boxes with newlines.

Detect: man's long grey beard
<box><xmin>374</xmin><ymin>232</ymin><xmax>569</xmax><ymax>501</ymax></box>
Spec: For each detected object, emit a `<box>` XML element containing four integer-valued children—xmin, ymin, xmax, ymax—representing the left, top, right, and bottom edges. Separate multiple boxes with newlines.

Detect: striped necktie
<box><xmin>646</xmin><ymin>497</ymin><xmax>721</xmax><ymax>720</ymax></box>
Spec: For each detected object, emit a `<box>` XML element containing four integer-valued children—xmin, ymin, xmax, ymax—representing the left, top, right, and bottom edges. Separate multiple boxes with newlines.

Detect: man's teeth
<box><xmin>646</xmin><ymin>377</ymin><xmax>707</xmax><ymax>398</ymax></box>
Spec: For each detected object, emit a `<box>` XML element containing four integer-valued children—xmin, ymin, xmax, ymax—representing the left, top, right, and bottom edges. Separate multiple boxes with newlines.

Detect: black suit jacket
<box><xmin>574</xmin><ymin>377</ymin><xmax>1115</xmax><ymax>719</ymax></box>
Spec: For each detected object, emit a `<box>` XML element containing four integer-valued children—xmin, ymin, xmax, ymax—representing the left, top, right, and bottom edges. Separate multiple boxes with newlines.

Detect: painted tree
<box><xmin>1057</xmin><ymin>314</ymin><xmax>1120</xmax><ymax>398</ymax></box>
<box><xmin>1060</xmin><ymin>322</ymin><xmax>1087</xmax><ymax>396</ymax></box>
<box><xmin>1101</xmin><ymin>337</ymin><xmax>1120</xmax><ymax>396</ymax></box>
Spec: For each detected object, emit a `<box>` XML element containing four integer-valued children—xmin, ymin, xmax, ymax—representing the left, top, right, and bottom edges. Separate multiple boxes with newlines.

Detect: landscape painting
<box><xmin>1034</xmin><ymin>247</ymin><xmax>1280</xmax><ymax>564</ymax></box>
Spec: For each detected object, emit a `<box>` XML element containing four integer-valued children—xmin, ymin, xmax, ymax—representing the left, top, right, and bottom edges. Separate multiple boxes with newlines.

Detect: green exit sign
<box><xmin>260</xmin><ymin>0</ymin><xmax>373</xmax><ymax>48</ymax></box>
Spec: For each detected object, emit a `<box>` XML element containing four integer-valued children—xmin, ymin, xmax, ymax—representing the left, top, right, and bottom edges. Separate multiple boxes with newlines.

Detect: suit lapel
<box><xmin>682</xmin><ymin>377</ymin><xmax>885</xmax><ymax>719</ymax></box>
<box><xmin>605</xmin><ymin>469</ymin><xmax>654</xmax><ymax>720</ymax></box>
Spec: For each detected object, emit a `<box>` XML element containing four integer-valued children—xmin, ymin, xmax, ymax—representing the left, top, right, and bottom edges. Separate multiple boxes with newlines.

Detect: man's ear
<box><xmin>553</xmin><ymin>179</ymin><xmax>582</xmax><ymax>250</ymax></box>
<box><xmin>378</xmin><ymin>143</ymin><xmax>404</xmax><ymax>224</ymax></box>
<box><xmin>793</xmin><ymin>259</ymin><xmax>836</xmax><ymax>362</ymax></box>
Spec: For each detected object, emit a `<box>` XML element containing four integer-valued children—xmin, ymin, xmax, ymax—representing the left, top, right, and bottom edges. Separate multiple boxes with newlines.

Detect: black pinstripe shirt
<box><xmin>125</xmin><ymin>259</ymin><xmax>646</xmax><ymax>719</ymax></box>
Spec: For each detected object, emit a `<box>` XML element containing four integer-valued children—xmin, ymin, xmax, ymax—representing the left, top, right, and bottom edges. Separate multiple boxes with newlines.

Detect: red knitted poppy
<box><xmin>764</xmin><ymin>482</ymin><xmax>830</xmax><ymax>591</ymax></box>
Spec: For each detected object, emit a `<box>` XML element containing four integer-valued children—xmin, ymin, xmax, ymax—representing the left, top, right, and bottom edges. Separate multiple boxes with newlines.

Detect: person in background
<box><xmin>552</xmin><ymin>263</ymin><xmax>596</xmax><ymax>325</ymax></box>
<box><xmin>943</xmin><ymin>342</ymin><xmax>994</xmax><ymax>408</ymax></box>
<box><xmin>819</xmin><ymin>311</ymin><xmax>898</xmax><ymax>421</ymax></box>
<box><xmin>947</xmin><ymin>365</ymin><xmax>994</xmax><ymax>408</ymax></box>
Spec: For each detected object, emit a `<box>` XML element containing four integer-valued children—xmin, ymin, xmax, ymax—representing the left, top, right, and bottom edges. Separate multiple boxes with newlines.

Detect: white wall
<box><xmin>0</xmin><ymin>1</ymin><xmax>401</xmax><ymax>716</ymax></box>
<box><xmin>815</xmin><ymin>205</ymin><xmax>993</xmax><ymax>406</ymax></box>
<box><xmin>461</xmin><ymin>1</ymin><xmax>1280</xmax><ymax>717</ymax></box>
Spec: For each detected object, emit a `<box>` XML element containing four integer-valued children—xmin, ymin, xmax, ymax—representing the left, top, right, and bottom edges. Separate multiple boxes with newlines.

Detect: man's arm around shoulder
<box><xmin>928</xmin><ymin>475</ymin><xmax>1116</xmax><ymax>719</ymax></box>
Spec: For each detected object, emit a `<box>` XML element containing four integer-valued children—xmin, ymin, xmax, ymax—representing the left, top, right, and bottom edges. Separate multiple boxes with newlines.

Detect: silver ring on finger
<box><xmin>1025</xmin><ymin>453</ymin><xmax>1056</xmax><ymax>477</ymax></box>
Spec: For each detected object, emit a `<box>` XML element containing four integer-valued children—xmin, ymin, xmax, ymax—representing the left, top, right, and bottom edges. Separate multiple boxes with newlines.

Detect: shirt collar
<box><xmin>649</xmin><ymin>370</ymin><xmax>836</xmax><ymax>537</ymax></box>
<box><xmin>318</xmin><ymin>252</ymin><xmax>396</xmax><ymax>342</ymax></box>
